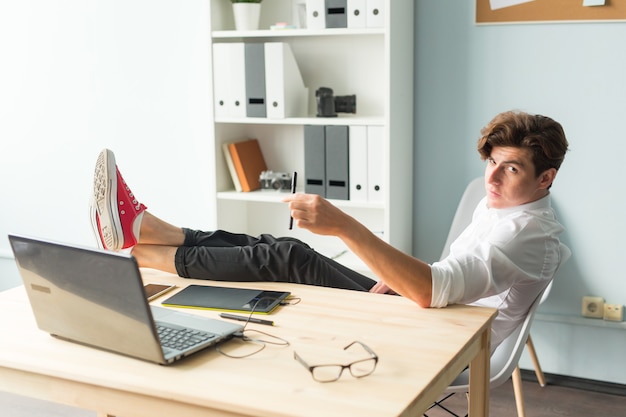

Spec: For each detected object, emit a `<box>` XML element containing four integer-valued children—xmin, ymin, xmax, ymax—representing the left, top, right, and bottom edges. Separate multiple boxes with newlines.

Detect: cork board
<box><xmin>476</xmin><ymin>0</ymin><xmax>626</xmax><ymax>24</ymax></box>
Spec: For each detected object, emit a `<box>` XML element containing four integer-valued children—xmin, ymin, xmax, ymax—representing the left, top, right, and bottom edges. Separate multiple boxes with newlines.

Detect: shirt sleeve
<box><xmin>429</xmin><ymin>211</ymin><xmax>556</xmax><ymax>308</ymax></box>
<box><xmin>430</xmin><ymin>247</ymin><xmax>493</xmax><ymax>307</ymax></box>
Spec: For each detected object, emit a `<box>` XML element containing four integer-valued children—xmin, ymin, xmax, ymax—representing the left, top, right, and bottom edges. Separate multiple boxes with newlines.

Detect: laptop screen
<box><xmin>9</xmin><ymin>234</ymin><xmax>165</xmax><ymax>361</ymax></box>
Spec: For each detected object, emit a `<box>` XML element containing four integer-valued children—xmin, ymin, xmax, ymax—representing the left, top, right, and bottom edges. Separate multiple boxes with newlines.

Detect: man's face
<box><xmin>484</xmin><ymin>146</ymin><xmax>554</xmax><ymax>209</ymax></box>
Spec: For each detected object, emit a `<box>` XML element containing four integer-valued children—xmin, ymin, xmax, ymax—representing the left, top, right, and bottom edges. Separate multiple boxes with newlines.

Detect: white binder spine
<box><xmin>366</xmin><ymin>0</ymin><xmax>384</xmax><ymax>28</ymax></box>
<box><xmin>306</xmin><ymin>0</ymin><xmax>326</xmax><ymax>30</ymax></box>
<box><xmin>349</xmin><ymin>125</ymin><xmax>368</xmax><ymax>202</ymax></box>
<box><xmin>347</xmin><ymin>0</ymin><xmax>367</xmax><ymax>29</ymax></box>
<box><xmin>367</xmin><ymin>125</ymin><xmax>385</xmax><ymax>202</ymax></box>
<box><xmin>212</xmin><ymin>43</ymin><xmax>230</xmax><ymax>119</ymax></box>
<box><xmin>264</xmin><ymin>43</ymin><xmax>308</xmax><ymax>119</ymax></box>
<box><xmin>229</xmin><ymin>43</ymin><xmax>247</xmax><ymax>118</ymax></box>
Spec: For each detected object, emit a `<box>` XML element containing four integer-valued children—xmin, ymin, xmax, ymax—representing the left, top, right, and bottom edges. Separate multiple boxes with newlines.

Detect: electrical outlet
<box><xmin>603</xmin><ymin>304</ymin><xmax>624</xmax><ymax>322</ymax></box>
<box><xmin>581</xmin><ymin>296</ymin><xmax>604</xmax><ymax>318</ymax></box>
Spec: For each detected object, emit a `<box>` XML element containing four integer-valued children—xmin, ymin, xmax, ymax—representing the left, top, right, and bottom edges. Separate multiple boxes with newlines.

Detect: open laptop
<box><xmin>8</xmin><ymin>234</ymin><xmax>244</xmax><ymax>365</ymax></box>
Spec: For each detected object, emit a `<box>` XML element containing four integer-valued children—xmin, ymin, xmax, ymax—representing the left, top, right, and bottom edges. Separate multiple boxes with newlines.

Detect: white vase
<box><xmin>233</xmin><ymin>3</ymin><xmax>261</xmax><ymax>31</ymax></box>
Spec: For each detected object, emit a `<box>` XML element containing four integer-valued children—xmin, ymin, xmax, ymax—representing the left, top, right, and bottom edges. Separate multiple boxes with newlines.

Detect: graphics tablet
<box><xmin>161</xmin><ymin>285</ymin><xmax>290</xmax><ymax>314</ymax></box>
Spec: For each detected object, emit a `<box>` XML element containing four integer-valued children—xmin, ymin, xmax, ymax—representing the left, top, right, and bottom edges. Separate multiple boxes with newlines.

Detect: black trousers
<box><xmin>174</xmin><ymin>229</ymin><xmax>377</xmax><ymax>291</ymax></box>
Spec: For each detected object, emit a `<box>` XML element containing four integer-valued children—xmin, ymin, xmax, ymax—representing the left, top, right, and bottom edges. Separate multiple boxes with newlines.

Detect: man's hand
<box><xmin>369</xmin><ymin>280</ymin><xmax>397</xmax><ymax>295</ymax></box>
<box><xmin>282</xmin><ymin>193</ymin><xmax>352</xmax><ymax>237</ymax></box>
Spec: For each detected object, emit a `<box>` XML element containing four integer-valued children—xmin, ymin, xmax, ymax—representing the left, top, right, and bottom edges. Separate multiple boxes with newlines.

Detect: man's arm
<box><xmin>284</xmin><ymin>193</ymin><xmax>433</xmax><ymax>307</ymax></box>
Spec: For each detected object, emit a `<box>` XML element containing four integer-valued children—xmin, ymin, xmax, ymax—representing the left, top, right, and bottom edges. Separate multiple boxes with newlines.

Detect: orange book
<box><xmin>228</xmin><ymin>139</ymin><xmax>267</xmax><ymax>192</ymax></box>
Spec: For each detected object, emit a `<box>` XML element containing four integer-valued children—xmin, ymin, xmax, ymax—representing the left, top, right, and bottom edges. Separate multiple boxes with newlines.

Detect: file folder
<box><xmin>306</xmin><ymin>0</ymin><xmax>326</xmax><ymax>30</ymax></box>
<box><xmin>229</xmin><ymin>43</ymin><xmax>247</xmax><ymax>118</ymax></box>
<box><xmin>212</xmin><ymin>43</ymin><xmax>246</xmax><ymax>118</ymax></box>
<box><xmin>264</xmin><ymin>43</ymin><xmax>309</xmax><ymax>119</ymax></box>
<box><xmin>304</xmin><ymin>125</ymin><xmax>326</xmax><ymax>196</ymax></box>
<box><xmin>347</xmin><ymin>0</ymin><xmax>367</xmax><ymax>29</ymax></box>
<box><xmin>212</xmin><ymin>44</ymin><xmax>230</xmax><ymax>118</ymax></box>
<box><xmin>366</xmin><ymin>0</ymin><xmax>384</xmax><ymax>28</ymax></box>
<box><xmin>325</xmin><ymin>0</ymin><xmax>348</xmax><ymax>28</ymax></box>
<box><xmin>244</xmin><ymin>43</ymin><xmax>266</xmax><ymax>118</ymax></box>
<box><xmin>348</xmin><ymin>125</ymin><xmax>368</xmax><ymax>202</ymax></box>
<box><xmin>367</xmin><ymin>126</ymin><xmax>385</xmax><ymax>202</ymax></box>
<box><xmin>325</xmin><ymin>125</ymin><xmax>349</xmax><ymax>200</ymax></box>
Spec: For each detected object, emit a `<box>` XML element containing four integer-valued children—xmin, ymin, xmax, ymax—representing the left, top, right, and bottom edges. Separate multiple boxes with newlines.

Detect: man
<box><xmin>91</xmin><ymin>110</ymin><xmax>569</xmax><ymax>351</ymax></box>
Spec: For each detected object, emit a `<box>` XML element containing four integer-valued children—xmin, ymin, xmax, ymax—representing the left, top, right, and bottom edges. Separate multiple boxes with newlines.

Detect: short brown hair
<box><xmin>477</xmin><ymin>111</ymin><xmax>569</xmax><ymax>177</ymax></box>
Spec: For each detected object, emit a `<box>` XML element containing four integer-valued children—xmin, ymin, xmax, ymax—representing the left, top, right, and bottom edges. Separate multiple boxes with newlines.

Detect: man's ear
<box><xmin>539</xmin><ymin>168</ymin><xmax>557</xmax><ymax>190</ymax></box>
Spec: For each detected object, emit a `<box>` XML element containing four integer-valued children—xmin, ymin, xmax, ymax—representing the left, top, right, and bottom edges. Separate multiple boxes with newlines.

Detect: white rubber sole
<box><xmin>92</xmin><ymin>149</ymin><xmax>122</xmax><ymax>250</ymax></box>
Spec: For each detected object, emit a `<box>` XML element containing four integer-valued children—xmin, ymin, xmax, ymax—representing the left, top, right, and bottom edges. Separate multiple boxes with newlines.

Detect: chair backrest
<box><xmin>440</xmin><ymin>177</ymin><xmax>485</xmax><ymax>260</ymax></box>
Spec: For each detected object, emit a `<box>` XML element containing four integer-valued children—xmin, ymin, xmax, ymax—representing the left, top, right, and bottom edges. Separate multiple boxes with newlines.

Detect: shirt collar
<box><xmin>488</xmin><ymin>193</ymin><xmax>552</xmax><ymax>218</ymax></box>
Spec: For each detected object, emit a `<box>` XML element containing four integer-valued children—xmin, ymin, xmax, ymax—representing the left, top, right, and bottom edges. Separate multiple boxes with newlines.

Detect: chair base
<box><xmin>424</xmin><ymin>392</ymin><xmax>468</xmax><ymax>417</ymax></box>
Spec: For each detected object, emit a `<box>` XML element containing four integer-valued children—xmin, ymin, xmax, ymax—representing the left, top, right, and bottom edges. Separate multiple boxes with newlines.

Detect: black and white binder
<box><xmin>325</xmin><ymin>0</ymin><xmax>348</xmax><ymax>28</ymax></box>
<box><xmin>244</xmin><ymin>43</ymin><xmax>266</xmax><ymax>117</ymax></box>
<box><xmin>325</xmin><ymin>125</ymin><xmax>349</xmax><ymax>200</ymax></box>
<box><xmin>304</xmin><ymin>125</ymin><xmax>326</xmax><ymax>196</ymax></box>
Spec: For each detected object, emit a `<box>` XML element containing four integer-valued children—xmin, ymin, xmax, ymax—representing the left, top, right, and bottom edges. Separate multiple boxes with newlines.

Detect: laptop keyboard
<box><xmin>156</xmin><ymin>323</ymin><xmax>217</xmax><ymax>351</ymax></box>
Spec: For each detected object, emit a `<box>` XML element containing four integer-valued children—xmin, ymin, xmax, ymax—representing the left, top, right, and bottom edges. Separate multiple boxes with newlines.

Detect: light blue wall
<box><xmin>414</xmin><ymin>1</ymin><xmax>626</xmax><ymax>383</ymax></box>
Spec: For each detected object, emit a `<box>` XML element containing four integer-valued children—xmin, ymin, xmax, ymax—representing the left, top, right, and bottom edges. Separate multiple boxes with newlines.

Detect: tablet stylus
<box><xmin>219</xmin><ymin>313</ymin><xmax>274</xmax><ymax>326</ymax></box>
<box><xmin>289</xmin><ymin>171</ymin><xmax>297</xmax><ymax>230</ymax></box>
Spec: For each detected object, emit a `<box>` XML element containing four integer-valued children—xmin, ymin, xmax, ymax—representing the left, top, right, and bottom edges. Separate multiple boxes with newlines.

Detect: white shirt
<box><xmin>430</xmin><ymin>194</ymin><xmax>568</xmax><ymax>350</ymax></box>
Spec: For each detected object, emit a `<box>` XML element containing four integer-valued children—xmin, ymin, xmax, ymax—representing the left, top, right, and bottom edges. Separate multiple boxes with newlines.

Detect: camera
<box><xmin>259</xmin><ymin>171</ymin><xmax>292</xmax><ymax>191</ymax></box>
<box><xmin>316</xmin><ymin>87</ymin><xmax>357</xmax><ymax>117</ymax></box>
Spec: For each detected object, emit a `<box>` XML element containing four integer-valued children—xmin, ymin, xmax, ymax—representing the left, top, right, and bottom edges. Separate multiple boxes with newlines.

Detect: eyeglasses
<box><xmin>294</xmin><ymin>341</ymin><xmax>379</xmax><ymax>383</ymax></box>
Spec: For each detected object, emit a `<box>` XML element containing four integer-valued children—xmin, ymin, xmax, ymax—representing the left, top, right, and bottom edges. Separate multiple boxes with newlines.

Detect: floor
<box><xmin>424</xmin><ymin>372</ymin><xmax>626</xmax><ymax>417</ymax></box>
<box><xmin>2</xmin><ymin>373</ymin><xmax>626</xmax><ymax>417</ymax></box>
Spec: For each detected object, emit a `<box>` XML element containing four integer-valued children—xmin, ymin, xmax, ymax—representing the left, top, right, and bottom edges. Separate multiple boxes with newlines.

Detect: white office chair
<box><xmin>426</xmin><ymin>285</ymin><xmax>547</xmax><ymax>417</ymax></box>
<box><xmin>426</xmin><ymin>177</ymin><xmax>569</xmax><ymax>417</ymax></box>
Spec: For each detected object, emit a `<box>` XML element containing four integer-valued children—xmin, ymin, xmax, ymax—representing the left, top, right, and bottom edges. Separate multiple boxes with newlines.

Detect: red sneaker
<box><xmin>90</xmin><ymin>149</ymin><xmax>147</xmax><ymax>250</ymax></box>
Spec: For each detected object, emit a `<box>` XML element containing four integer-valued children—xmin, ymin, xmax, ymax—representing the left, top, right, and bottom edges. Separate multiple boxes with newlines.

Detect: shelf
<box><xmin>535</xmin><ymin>313</ymin><xmax>626</xmax><ymax>330</ymax></box>
<box><xmin>212</xmin><ymin>28</ymin><xmax>385</xmax><ymax>39</ymax></box>
<box><xmin>215</xmin><ymin>115</ymin><xmax>385</xmax><ymax>126</ymax></box>
<box><xmin>209</xmin><ymin>1</ymin><xmax>414</xmax><ymax>253</ymax></box>
<box><xmin>217</xmin><ymin>190</ymin><xmax>385</xmax><ymax>209</ymax></box>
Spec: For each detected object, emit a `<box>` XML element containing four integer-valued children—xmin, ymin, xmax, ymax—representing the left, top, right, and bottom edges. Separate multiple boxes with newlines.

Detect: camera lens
<box><xmin>271</xmin><ymin>179</ymin><xmax>283</xmax><ymax>190</ymax></box>
<box><xmin>334</xmin><ymin>95</ymin><xmax>356</xmax><ymax>114</ymax></box>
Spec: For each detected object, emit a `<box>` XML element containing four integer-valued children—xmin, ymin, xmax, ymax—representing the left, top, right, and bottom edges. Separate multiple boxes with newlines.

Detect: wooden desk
<box><xmin>0</xmin><ymin>269</ymin><xmax>496</xmax><ymax>417</ymax></box>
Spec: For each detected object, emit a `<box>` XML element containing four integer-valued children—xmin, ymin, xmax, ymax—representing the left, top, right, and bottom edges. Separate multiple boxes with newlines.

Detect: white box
<box><xmin>603</xmin><ymin>304</ymin><xmax>623</xmax><ymax>322</ymax></box>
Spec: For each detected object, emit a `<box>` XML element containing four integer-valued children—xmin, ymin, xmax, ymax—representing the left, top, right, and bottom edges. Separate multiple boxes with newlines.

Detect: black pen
<box><xmin>220</xmin><ymin>312</ymin><xmax>274</xmax><ymax>326</ymax></box>
<box><xmin>289</xmin><ymin>171</ymin><xmax>297</xmax><ymax>230</ymax></box>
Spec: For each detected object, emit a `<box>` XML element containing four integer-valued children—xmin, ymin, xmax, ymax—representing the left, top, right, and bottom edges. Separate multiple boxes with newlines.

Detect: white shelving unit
<box><xmin>207</xmin><ymin>0</ymin><xmax>414</xmax><ymax>274</ymax></box>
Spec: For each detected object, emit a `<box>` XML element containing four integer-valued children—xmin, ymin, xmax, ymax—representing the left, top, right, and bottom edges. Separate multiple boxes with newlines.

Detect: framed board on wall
<box><xmin>477</xmin><ymin>0</ymin><xmax>626</xmax><ymax>24</ymax></box>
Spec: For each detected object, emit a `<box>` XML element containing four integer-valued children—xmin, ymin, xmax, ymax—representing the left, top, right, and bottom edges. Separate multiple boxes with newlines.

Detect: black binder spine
<box><xmin>304</xmin><ymin>125</ymin><xmax>326</xmax><ymax>197</ymax></box>
<box><xmin>325</xmin><ymin>0</ymin><xmax>348</xmax><ymax>28</ymax></box>
<box><xmin>324</xmin><ymin>125</ymin><xmax>349</xmax><ymax>200</ymax></box>
<box><xmin>244</xmin><ymin>43</ymin><xmax>266</xmax><ymax>117</ymax></box>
